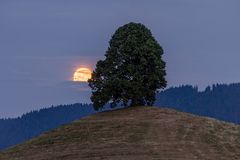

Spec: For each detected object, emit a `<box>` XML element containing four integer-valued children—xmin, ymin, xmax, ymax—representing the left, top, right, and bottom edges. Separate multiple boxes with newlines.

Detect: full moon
<box><xmin>73</xmin><ymin>68</ymin><xmax>92</xmax><ymax>82</ymax></box>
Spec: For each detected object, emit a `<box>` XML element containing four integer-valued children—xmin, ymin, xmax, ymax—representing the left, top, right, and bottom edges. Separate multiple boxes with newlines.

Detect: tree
<box><xmin>88</xmin><ymin>22</ymin><xmax>167</xmax><ymax>110</ymax></box>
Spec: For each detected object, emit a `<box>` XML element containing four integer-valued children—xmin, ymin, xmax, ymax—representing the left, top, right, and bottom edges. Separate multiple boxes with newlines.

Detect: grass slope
<box><xmin>1</xmin><ymin>106</ymin><xmax>240</xmax><ymax>160</ymax></box>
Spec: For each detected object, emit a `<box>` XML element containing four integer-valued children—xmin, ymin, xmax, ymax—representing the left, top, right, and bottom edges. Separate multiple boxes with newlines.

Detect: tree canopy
<box><xmin>88</xmin><ymin>22</ymin><xmax>167</xmax><ymax>110</ymax></box>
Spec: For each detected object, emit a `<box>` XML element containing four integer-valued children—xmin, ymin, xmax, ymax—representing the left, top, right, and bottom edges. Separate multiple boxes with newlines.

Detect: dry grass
<box><xmin>1</xmin><ymin>106</ymin><xmax>240</xmax><ymax>160</ymax></box>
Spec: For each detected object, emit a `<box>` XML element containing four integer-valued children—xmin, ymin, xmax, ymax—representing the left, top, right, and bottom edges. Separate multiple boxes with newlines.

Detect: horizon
<box><xmin>0</xmin><ymin>82</ymin><xmax>238</xmax><ymax>119</ymax></box>
<box><xmin>1</xmin><ymin>0</ymin><xmax>240</xmax><ymax>117</ymax></box>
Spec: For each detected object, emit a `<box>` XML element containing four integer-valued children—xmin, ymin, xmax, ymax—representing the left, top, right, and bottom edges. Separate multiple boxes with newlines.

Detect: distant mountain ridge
<box><xmin>156</xmin><ymin>83</ymin><xmax>240</xmax><ymax>124</ymax></box>
<box><xmin>0</xmin><ymin>103</ymin><xmax>95</xmax><ymax>150</ymax></box>
<box><xmin>1</xmin><ymin>83</ymin><xmax>240</xmax><ymax>150</ymax></box>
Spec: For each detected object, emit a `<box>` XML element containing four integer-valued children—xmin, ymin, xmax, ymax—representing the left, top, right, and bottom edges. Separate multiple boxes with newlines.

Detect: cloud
<box><xmin>62</xmin><ymin>81</ymin><xmax>91</xmax><ymax>91</ymax></box>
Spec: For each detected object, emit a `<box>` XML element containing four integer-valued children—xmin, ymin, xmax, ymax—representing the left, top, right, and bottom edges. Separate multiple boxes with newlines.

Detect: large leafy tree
<box><xmin>88</xmin><ymin>22</ymin><xmax>167</xmax><ymax>110</ymax></box>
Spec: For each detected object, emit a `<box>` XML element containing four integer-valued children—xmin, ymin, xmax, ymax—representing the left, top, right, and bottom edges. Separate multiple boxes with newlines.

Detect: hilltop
<box><xmin>1</xmin><ymin>106</ymin><xmax>240</xmax><ymax>160</ymax></box>
<box><xmin>2</xmin><ymin>84</ymin><xmax>240</xmax><ymax>151</ymax></box>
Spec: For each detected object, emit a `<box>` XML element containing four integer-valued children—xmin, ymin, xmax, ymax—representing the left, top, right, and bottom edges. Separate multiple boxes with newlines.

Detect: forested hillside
<box><xmin>0</xmin><ymin>103</ymin><xmax>95</xmax><ymax>150</ymax></box>
<box><xmin>155</xmin><ymin>83</ymin><xmax>240</xmax><ymax>124</ymax></box>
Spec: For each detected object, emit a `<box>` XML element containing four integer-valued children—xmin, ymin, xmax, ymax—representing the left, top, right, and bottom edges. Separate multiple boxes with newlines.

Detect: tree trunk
<box><xmin>131</xmin><ymin>99</ymin><xmax>144</xmax><ymax>107</ymax></box>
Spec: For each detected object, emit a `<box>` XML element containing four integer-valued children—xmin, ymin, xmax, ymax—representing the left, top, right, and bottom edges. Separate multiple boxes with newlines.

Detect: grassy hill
<box><xmin>1</xmin><ymin>106</ymin><xmax>240</xmax><ymax>160</ymax></box>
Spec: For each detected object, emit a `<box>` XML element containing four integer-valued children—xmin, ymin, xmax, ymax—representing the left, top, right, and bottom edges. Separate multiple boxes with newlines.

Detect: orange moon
<box><xmin>73</xmin><ymin>68</ymin><xmax>92</xmax><ymax>82</ymax></box>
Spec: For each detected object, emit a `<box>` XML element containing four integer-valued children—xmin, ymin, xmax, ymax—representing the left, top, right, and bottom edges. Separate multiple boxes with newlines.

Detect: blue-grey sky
<box><xmin>0</xmin><ymin>0</ymin><xmax>240</xmax><ymax>117</ymax></box>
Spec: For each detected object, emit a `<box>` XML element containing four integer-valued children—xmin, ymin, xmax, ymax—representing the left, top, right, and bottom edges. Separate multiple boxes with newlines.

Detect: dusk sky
<box><xmin>0</xmin><ymin>0</ymin><xmax>240</xmax><ymax>118</ymax></box>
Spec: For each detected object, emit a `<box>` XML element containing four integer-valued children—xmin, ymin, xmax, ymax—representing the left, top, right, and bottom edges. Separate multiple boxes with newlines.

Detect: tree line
<box><xmin>155</xmin><ymin>83</ymin><xmax>240</xmax><ymax>124</ymax></box>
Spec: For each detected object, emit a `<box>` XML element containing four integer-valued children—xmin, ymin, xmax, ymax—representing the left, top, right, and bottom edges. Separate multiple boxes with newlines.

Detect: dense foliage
<box><xmin>88</xmin><ymin>22</ymin><xmax>167</xmax><ymax>110</ymax></box>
